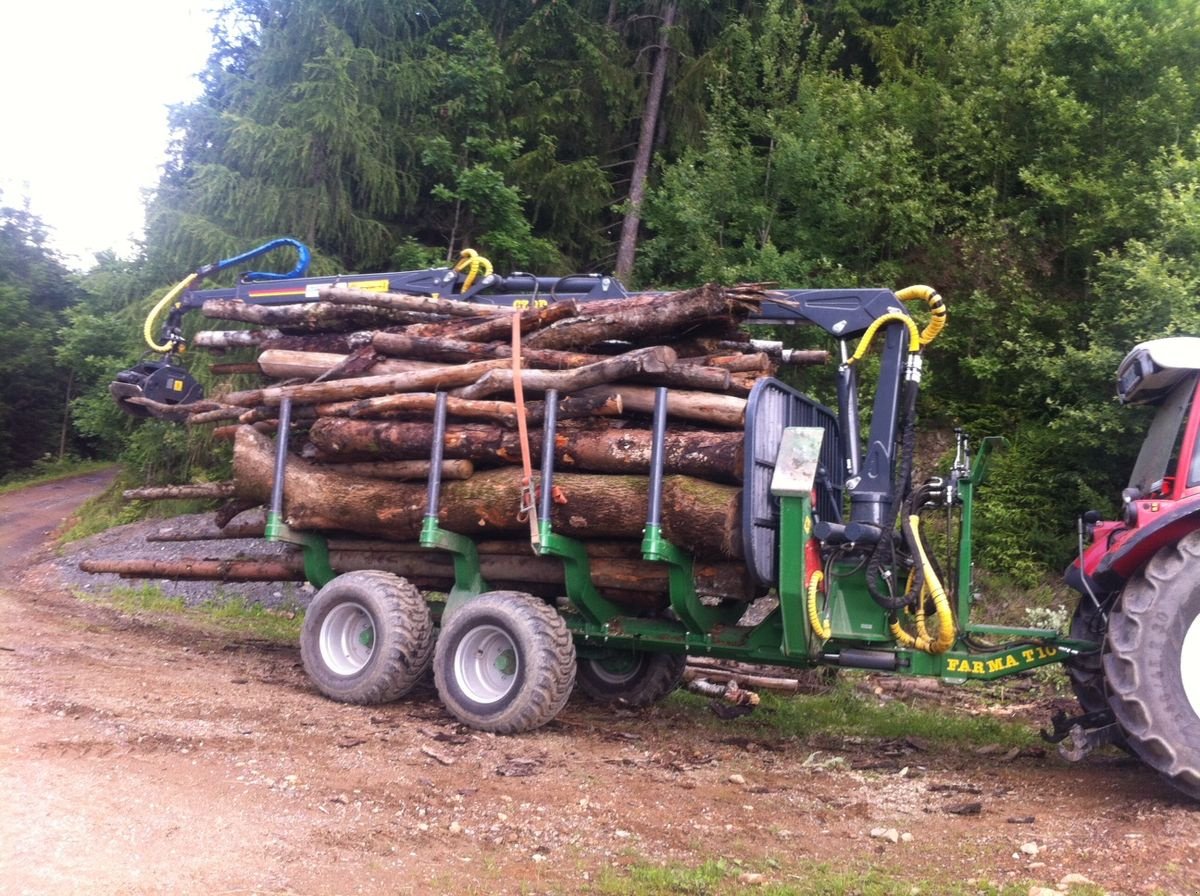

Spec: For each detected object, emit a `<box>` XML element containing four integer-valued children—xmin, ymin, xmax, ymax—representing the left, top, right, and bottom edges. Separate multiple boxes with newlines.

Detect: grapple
<box><xmin>109</xmin><ymin>357</ymin><xmax>204</xmax><ymax>418</ymax></box>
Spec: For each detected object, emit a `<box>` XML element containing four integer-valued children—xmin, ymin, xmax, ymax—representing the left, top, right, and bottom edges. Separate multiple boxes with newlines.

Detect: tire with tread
<box><xmin>1066</xmin><ymin>596</ymin><xmax>1113</xmax><ymax>715</ymax></box>
<box><xmin>576</xmin><ymin>650</ymin><xmax>686</xmax><ymax>707</ymax></box>
<box><xmin>1103</xmin><ymin>530</ymin><xmax>1200</xmax><ymax>800</ymax></box>
<box><xmin>301</xmin><ymin>571</ymin><xmax>434</xmax><ymax>705</ymax></box>
<box><xmin>433</xmin><ymin>591</ymin><xmax>576</xmax><ymax>734</ymax></box>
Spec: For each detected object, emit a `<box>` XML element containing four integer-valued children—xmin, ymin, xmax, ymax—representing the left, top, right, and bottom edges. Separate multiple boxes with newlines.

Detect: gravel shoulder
<box><xmin>2</xmin><ymin>473</ymin><xmax>1198</xmax><ymax>895</ymax></box>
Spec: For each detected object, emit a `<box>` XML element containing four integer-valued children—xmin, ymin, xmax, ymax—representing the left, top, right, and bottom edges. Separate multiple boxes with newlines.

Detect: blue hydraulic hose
<box><xmin>198</xmin><ymin>237</ymin><xmax>311</xmax><ymax>282</ymax></box>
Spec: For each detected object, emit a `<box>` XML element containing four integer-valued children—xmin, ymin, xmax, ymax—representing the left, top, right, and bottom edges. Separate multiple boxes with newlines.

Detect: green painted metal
<box><xmin>956</xmin><ymin>436</ymin><xmax>1007</xmax><ymax>632</ymax></box>
<box><xmin>419</xmin><ymin>515</ymin><xmax>489</xmax><ymax>617</ymax></box>
<box><xmin>265</xmin><ymin>512</ymin><xmax>335</xmax><ymax>588</ymax></box>
<box><xmin>537</xmin><ymin>519</ymin><xmax>624</xmax><ymax>626</ymax></box>
<box><xmin>775</xmin><ymin>493</ymin><xmax>813</xmax><ymax>656</ymax></box>
<box><xmin>642</xmin><ymin>524</ymin><xmax>741</xmax><ymax>636</ymax></box>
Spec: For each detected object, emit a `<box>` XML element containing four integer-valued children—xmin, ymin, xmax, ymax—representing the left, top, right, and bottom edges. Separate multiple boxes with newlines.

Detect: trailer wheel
<box><xmin>301</xmin><ymin>571</ymin><xmax>434</xmax><ymax>705</ymax></box>
<box><xmin>1103</xmin><ymin>531</ymin><xmax>1200</xmax><ymax>800</ymax></box>
<box><xmin>575</xmin><ymin>650</ymin><xmax>686</xmax><ymax>707</ymax></box>
<box><xmin>433</xmin><ymin>591</ymin><xmax>576</xmax><ymax>733</ymax></box>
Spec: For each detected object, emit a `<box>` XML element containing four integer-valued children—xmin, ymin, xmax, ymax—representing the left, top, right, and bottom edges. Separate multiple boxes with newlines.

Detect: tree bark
<box><xmin>523</xmin><ymin>284</ymin><xmax>761</xmax><ymax>351</ymax></box>
<box><xmin>372</xmin><ymin>332</ymin><xmax>603</xmax><ymax>370</ymax></box>
<box><xmin>572</xmin><ymin>384</ymin><xmax>746</xmax><ymax>428</ymax></box>
<box><xmin>256</xmin><ymin>349</ymin><xmax>443</xmax><ymax>379</ymax></box>
<box><xmin>305</xmin><ymin>417</ymin><xmax>743</xmax><ymax>482</ymax></box>
<box><xmin>123</xmin><ymin>482</ymin><xmax>236</xmax><ymax>501</ymax></box>
<box><xmin>221</xmin><ymin>358</ymin><xmax>511</xmax><ymax>408</ymax></box>
<box><xmin>615</xmin><ymin>1</ymin><xmax>677</xmax><ymax>282</ymax></box>
<box><xmin>452</xmin><ymin>345</ymin><xmax>676</xmax><ymax>399</ymax></box>
<box><xmin>317</xmin><ymin>285</ymin><xmax>508</xmax><ymax>317</ymax></box>
<box><xmin>200</xmin><ymin>299</ymin><xmax>445</xmax><ymax>331</ymax></box>
<box><xmin>232</xmin><ymin>426</ymin><xmax>742</xmax><ymax>557</ymax></box>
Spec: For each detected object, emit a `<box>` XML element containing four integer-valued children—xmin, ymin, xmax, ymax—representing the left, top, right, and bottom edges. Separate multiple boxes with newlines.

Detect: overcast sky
<box><xmin>0</xmin><ymin>2</ymin><xmax>216</xmax><ymax>268</ymax></box>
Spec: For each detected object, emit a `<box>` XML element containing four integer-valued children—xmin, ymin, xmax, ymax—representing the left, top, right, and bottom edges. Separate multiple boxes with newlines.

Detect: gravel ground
<box><xmin>56</xmin><ymin>513</ymin><xmax>318</xmax><ymax>609</ymax></box>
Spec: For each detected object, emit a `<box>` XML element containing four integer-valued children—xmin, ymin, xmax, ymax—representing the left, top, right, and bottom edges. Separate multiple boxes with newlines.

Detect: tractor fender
<box><xmin>1069</xmin><ymin>496</ymin><xmax>1200</xmax><ymax>596</ymax></box>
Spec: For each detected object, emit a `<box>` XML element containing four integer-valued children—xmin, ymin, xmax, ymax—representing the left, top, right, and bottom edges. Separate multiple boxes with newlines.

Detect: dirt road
<box><xmin>0</xmin><ymin>473</ymin><xmax>1197</xmax><ymax>895</ymax></box>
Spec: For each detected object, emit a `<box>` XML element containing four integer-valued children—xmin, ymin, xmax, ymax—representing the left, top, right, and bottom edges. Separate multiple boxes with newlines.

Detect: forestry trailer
<box><xmin>110</xmin><ymin>239</ymin><xmax>1200</xmax><ymax>800</ymax></box>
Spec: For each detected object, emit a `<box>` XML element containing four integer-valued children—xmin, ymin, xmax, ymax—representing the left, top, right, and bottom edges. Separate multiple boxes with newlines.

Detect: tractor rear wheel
<box><xmin>433</xmin><ymin>591</ymin><xmax>576</xmax><ymax>733</ymax></box>
<box><xmin>300</xmin><ymin>571</ymin><xmax>434</xmax><ymax>705</ymax></box>
<box><xmin>576</xmin><ymin>650</ymin><xmax>686</xmax><ymax>707</ymax></box>
<box><xmin>1103</xmin><ymin>531</ymin><xmax>1200</xmax><ymax>800</ymax></box>
<box><xmin>1066</xmin><ymin>596</ymin><xmax>1112</xmax><ymax>715</ymax></box>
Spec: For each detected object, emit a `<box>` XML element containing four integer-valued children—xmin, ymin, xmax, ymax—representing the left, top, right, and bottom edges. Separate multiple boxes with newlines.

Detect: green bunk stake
<box><xmin>535</xmin><ymin>389</ymin><xmax>624</xmax><ymax>628</ymax></box>
<box><xmin>419</xmin><ymin>392</ymin><xmax>488</xmax><ymax>617</ymax></box>
<box><xmin>641</xmin><ymin>386</ymin><xmax>741</xmax><ymax>639</ymax></box>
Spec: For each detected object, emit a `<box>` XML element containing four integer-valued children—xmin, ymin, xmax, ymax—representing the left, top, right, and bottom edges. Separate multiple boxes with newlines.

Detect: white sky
<box><xmin>0</xmin><ymin>2</ymin><xmax>217</xmax><ymax>268</ymax></box>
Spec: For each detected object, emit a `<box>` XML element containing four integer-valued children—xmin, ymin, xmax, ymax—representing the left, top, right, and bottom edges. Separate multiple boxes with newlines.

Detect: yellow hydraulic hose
<box><xmin>905</xmin><ymin>514</ymin><xmax>956</xmax><ymax>654</ymax></box>
<box><xmin>845</xmin><ymin>311</ymin><xmax>921</xmax><ymax>366</ymax></box>
<box><xmin>895</xmin><ymin>284</ymin><xmax>946</xmax><ymax>347</ymax></box>
<box><xmin>807</xmin><ymin>571</ymin><xmax>831</xmax><ymax>641</ymax></box>
<box><xmin>454</xmin><ymin>248</ymin><xmax>493</xmax><ymax>293</ymax></box>
<box><xmin>143</xmin><ymin>272</ymin><xmax>199</xmax><ymax>353</ymax></box>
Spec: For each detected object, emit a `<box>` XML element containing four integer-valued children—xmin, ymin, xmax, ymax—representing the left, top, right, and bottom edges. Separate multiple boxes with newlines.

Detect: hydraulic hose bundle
<box><xmin>837</xmin><ymin>286</ymin><xmax>955</xmax><ymax>653</ymax></box>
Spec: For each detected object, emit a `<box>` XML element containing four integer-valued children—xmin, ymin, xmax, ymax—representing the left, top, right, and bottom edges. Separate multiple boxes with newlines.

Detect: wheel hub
<box><xmin>319</xmin><ymin>602</ymin><xmax>376</xmax><ymax>676</ymax></box>
<box><xmin>455</xmin><ymin>624</ymin><xmax>519</xmax><ymax>705</ymax></box>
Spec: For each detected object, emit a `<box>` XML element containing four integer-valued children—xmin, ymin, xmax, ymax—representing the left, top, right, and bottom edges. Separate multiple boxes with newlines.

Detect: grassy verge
<box><xmin>594</xmin><ymin>859</ymin><xmax>1107</xmax><ymax>896</ymax></box>
<box><xmin>76</xmin><ymin>584</ymin><xmax>304</xmax><ymax>644</ymax></box>
<box><xmin>0</xmin><ymin>458</ymin><xmax>116</xmax><ymax>494</ymax></box>
<box><xmin>665</xmin><ymin>677</ymin><xmax>1040</xmax><ymax>749</ymax></box>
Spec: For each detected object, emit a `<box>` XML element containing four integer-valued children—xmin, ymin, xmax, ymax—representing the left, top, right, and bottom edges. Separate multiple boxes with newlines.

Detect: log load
<box><xmin>98</xmin><ymin>281</ymin><xmax>835</xmax><ymax>597</ymax></box>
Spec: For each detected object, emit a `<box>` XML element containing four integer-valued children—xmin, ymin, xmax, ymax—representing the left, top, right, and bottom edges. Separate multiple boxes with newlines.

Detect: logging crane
<box><xmin>106</xmin><ymin>238</ymin><xmax>1200</xmax><ymax>801</ymax></box>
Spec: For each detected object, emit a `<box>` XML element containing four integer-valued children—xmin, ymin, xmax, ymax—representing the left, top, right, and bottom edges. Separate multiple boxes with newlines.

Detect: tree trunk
<box><xmin>371</xmin><ymin>332</ymin><xmax>603</xmax><ymax>369</ymax></box>
<box><xmin>317</xmin><ymin>285</ymin><xmax>508</xmax><ymax>317</ymax></box>
<box><xmin>257</xmin><ymin>349</ymin><xmax>443</xmax><ymax>379</ymax></box>
<box><xmin>232</xmin><ymin>426</ymin><xmax>742</xmax><ymax>557</ymax></box>
<box><xmin>614</xmin><ymin>1</ymin><xmax>677</xmax><ymax>282</ymax></box>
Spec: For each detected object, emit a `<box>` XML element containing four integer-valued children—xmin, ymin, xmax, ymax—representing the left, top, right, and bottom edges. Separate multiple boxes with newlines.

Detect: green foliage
<box><xmin>43</xmin><ymin>0</ymin><xmax>1200</xmax><ymax>581</ymax></box>
<box><xmin>0</xmin><ymin>197</ymin><xmax>85</xmax><ymax>475</ymax></box>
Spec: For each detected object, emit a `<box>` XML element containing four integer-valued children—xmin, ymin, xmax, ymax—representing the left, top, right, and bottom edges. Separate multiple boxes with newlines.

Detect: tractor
<box><xmin>1063</xmin><ymin>337</ymin><xmax>1200</xmax><ymax>799</ymax></box>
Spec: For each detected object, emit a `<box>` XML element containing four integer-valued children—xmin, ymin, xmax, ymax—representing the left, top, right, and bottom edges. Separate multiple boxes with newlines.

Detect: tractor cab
<box><xmin>1069</xmin><ymin>336</ymin><xmax>1200</xmax><ymax>596</ymax></box>
<box><xmin>1118</xmin><ymin>337</ymin><xmax>1200</xmax><ymax>504</ymax></box>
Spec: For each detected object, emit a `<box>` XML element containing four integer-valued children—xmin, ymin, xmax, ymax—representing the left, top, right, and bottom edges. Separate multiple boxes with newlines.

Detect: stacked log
<box><xmin>122</xmin><ymin>280</ymin><xmax>829</xmax><ymax>610</ymax></box>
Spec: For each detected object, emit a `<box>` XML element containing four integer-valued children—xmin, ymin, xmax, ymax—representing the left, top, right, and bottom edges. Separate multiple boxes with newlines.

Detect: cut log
<box><xmin>314</xmin><ymin>390</ymin><xmax>622</xmax><ymax>426</ymax></box>
<box><xmin>200</xmin><ymin>299</ymin><xmax>445</xmax><ymax>331</ymax></box>
<box><xmin>315</xmin><ymin>392</ymin><xmax>522</xmax><ymax>427</ymax></box>
<box><xmin>452</xmin><ymin>345</ymin><xmax>677</xmax><ymax>400</ymax></box>
<box><xmin>407</xmin><ymin>300</ymin><xmax>577</xmax><ymax>343</ymax></box>
<box><xmin>194</xmin><ymin>329</ymin><xmax>285</xmax><ymax>350</ymax></box>
<box><xmin>305</xmin><ymin>417</ymin><xmax>743</xmax><ymax>482</ymax></box>
<box><xmin>221</xmin><ymin>358</ymin><xmax>511</xmax><ymax>408</ymax></box>
<box><xmin>209</xmin><ymin>362</ymin><xmax>262</xmax><ymax>376</ymax></box>
<box><xmin>317</xmin><ymin>459</ymin><xmax>474</xmax><ymax>481</ymax></box>
<box><xmin>232</xmin><ymin>426</ymin><xmax>742</xmax><ymax>557</ymax></box>
<box><xmin>522</xmin><ymin>284</ymin><xmax>762</xmax><ymax>351</ymax></box>
<box><xmin>123</xmin><ymin>482</ymin><xmax>236</xmax><ymax>501</ymax></box>
<box><xmin>257</xmin><ymin>349</ymin><xmax>443</xmax><ymax>379</ymax></box>
<box><xmin>573</xmin><ymin>384</ymin><xmax>746</xmax><ymax>428</ymax></box>
<box><xmin>317</xmin><ymin>285</ymin><xmax>509</xmax><ymax>317</ymax></box>
<box><xmin>371</xmin><ymin>332</ymin><xmax>603</xmax><ymax>370</ymax></box>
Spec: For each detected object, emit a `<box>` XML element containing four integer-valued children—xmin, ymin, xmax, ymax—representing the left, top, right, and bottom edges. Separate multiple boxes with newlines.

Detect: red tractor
<box><xmin>1065</xmin><ymin>337</ymin><xmax>1200</xmax><ymax>799</ymax></box>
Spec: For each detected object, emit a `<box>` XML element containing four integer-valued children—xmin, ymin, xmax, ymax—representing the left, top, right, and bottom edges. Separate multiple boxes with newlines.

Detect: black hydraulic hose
<box><xmin>865</xmin><ymin>376</ymin><xmax>921</xmax><ymax>610</ymax></box>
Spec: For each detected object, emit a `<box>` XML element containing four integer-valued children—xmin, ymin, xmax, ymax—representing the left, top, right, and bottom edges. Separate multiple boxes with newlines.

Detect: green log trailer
<box><xmin>117</xmin><ymin>242</ymin><xmax>1200</xmax><ymax>800</ymax></box>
